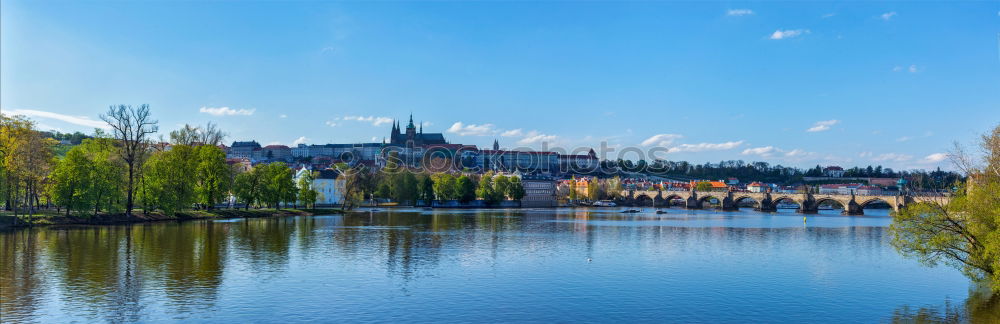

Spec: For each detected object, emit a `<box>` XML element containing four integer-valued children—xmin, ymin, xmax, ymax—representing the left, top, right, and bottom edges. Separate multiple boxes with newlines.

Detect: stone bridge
<box><xmin>624</xmin><ymin>189</ymin><xmax>950</xmax><ymax>215</ymax></box>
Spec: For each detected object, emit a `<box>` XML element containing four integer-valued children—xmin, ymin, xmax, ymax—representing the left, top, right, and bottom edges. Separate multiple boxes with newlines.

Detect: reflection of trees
<box><xmin>132</xmin><ymin>222</ymin><xmax>228</xmax><ymax>313</ymax></box>
<box><xmin>889</xmin><ymin>284</ymin><xmax>999</xmax><ymax>323</ymax></box>
<box><xmin>1</xmin><ymin>229</ymin><xmax>44</xmax><ymax>321</ymax></box>
<box><xmin>45</xmin><ymin>226</ymin><xmax>144</xmax><ymax>323</ymax></box>
<box><xmin>231</xmin><ymin>218</ymin><xmax>295</xmax><ymax>273</ymax></box>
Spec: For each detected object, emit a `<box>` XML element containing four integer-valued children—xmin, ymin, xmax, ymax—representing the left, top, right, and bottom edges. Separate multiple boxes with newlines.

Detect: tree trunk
<box><xmin>126</xmin><ymin>163</ymin><xmax>135</xmax><ymax>217</ymax></box>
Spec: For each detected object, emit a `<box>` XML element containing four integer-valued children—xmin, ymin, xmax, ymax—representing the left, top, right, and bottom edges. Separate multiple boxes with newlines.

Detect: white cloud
<box><xmin>896</xmin><ymin>136</ymin><xmax>912</xmax><ymax>142</ymax></box>
<box><xmin>501</xmin><ymin>129</ymin><xmax>524</xmax><ymax>137</ymax></box>
<box><xmin>742</xmin><ymin>146</ymin><xmax>781</xmax><ymax>157</ymax></box>
<box><xmin>6</xmin><ymin>108</ymin><xmax>110</xmax><ymax>129</ymax></box>
<box><xmin>822</xmin><ymin>13</ymin><xmax>836</xmax><ymax>18</ymax></box>
<box><xmin>859</xmin><ymin>151</ymin><xmax>873</xmax><ymax>158</ymax></box>
<box><xmin>908</xmin><ymin>65</ymin><xmax>919</xmax><ymax>73</ymax></box>
<box><xmin>806</xmin><ymin>119</ymin><xmax>839</xmax><ymax>132</ymax></box>
<box><xmin>667</xmin><ymin>141</ymin><xmax>744</xmax><ymax>153</ymax></box>
<box><xmin>769</xmin><ymin>29</ymin><xmax>809</xmax><ymax>40</ymax></box>
<box><xmin>880</xmin><ymin>11</ymin><xmax>897</xmax><ymax>21</ymax></box>
<box><xmin>292</xmin><ymin>136</ymin><xmax>308</xmax><ymax>145</ymax></box>
<box><xmin>325</xmin><ymin>121</ymin><xmax>337</xmax><ymax>127</ymax></box>
<box><xmin>726</xmin><ymin>9</ymin><xmax>754</xmax><ymax>16</ymax></box>
<box><xmin>872</xmin><ymin>153</ymin><xmax>913</xmax><ymax>162</ymax></box>
<box><xmin>641</xmin><ymin>134</ymin><xmax>684</xmax><ymax>147</ymax></box>
<box><xmin>343</xmin><ymin>115</ymin><xmax>393</xmax><ymax>126</ymax></box>
<box><xmin>518</xmin><ymin>131</ymin><xmax>558</xmax><ymax>145</ymax></box>
<box><xmin>199</xmin><ymin>106</ymin><xmax>255</xmax><ymax>116</ymax></box>
<box><xmin>784</xmin><ymin>149</ymin><xmax>808</xmax><ymax>158</ymax></box>
<box><xmin>446</xmin><ymin>122</ymin><xmax>495</xmax><ymax>136</ymax></box>
<box><xmin>279</xmin><ymin>114</ymin><xmax>288</xmax><ymax>118</ymax></box>
<box><xmin>922</xmin><ymin>153</ymin><xmax>948</xmax><ymax>163</ymax></box>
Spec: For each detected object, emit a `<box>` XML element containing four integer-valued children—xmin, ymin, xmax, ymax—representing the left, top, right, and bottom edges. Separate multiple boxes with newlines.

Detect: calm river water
<box><xmin>1</xmin><ymin>208</ymin><xmax>996</xmax><ymax>323</ymax></box>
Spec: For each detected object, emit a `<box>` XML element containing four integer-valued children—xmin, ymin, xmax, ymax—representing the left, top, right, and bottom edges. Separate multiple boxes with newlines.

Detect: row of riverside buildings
<box><xmin>221</xmin><ymin>115</ymin><xmax>600</xmax><ymax>208</ymax></box>
<box><xmin>224</xmin><ymin>115</ymin><xmax>599</xmax><ymax>174</ymax></box>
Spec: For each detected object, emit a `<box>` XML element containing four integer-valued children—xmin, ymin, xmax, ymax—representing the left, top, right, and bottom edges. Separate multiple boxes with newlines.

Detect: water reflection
<box><xmin>1</xmin><ymin>208</ymin><xmax>995</xmax><ymax>322</ymax></box>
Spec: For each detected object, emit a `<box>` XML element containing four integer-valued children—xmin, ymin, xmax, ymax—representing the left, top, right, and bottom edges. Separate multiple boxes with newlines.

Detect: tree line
<box><xmin>1</xmin><ymin>106</ymin><xmax>320</xmax><ymax>221</ymax></box>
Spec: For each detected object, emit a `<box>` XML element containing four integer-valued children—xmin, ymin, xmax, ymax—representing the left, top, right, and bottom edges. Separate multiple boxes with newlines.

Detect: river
<box><xmin>1</xmin><ymin>208</ymin><xmax>995</xmax><ymax>323</ymax></box>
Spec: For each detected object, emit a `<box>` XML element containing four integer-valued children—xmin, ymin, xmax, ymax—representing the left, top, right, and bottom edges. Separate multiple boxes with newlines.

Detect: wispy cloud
<box><xmin>641</xmin><ymin>134</ymin><xmax>683</xmax><ymax>147</ymax></box>
<box><xmin>446</xmin><ymin>122</ymin><xmax>495</xmax><ymax>136</ymax></box>
<box><xmin>292</xmin><ymin>136</ymin><xmax>308</xmax><ymax>145</ymax></box>
<box><xmin>880</xmin><ymin>11</ymin><xmax>897</xmax><ymax>21</ymax></box>
<box><xmin>518</xmin><ymin>131</ymin><xmax>557</xmax><ymax>145</ymax></box>
<box><xmin>742</xmin><ymin>146</ymin><xmax>781</xmax><ymax>157</ymax></box>
<box><xmin>279</xmin><ymin>114</ymin><xmax>288</xmax><ymax>118</ymax></box>
<box><xmin>200</xmin><ymin>106</ymin><xmax>255</xmax><ymax>116</ymax></box>
<box><xmin>501</xmin><ymin>129</ymin><xmax>524</xmax><ymax>137</ymax></box>
<box><xmin>325</xmin><ymin>121</ymin><xmax>337</xmax><ymax>127</ymax></box>
<box><xmin>6</xmin><ymin>108</ymin><xmax>109</xmax><ymax>129</ymax></box>
<box><xmin>343</xmin><ymin>115</ymin><xmax>393</xmax><ymax>126</ymax></box>
<box><xmin>896</xmin><ymin>136</ymin><xmax>912</xmax><ymax>142</ymax></box>
<box><xmin>769</xmin><ymin>29</ymin><xmax>809</xmax><ymax>40</ymax></box>
<box><xmin>667</xmin><ymin>141</ymin><xmax>744</xmax><ymax>153</ymax></box>
<box><xmin>726</xmin><ymin>9</ymin><xmax>754</xmax><ymax>16</ymax></box>
<box><xmin>822</xmin><ymin>13</ymin><xmax>836</xmax><ymax>18</ymax></box>
<box><xmin>806</xmin><ymin>119</ymin><xmax>839</xmax><ymax>132</ymax></box>
<box><xmin>922</xmin><ymin>153</ymin><xmax>948</xmax><ymax>163</ymax></box>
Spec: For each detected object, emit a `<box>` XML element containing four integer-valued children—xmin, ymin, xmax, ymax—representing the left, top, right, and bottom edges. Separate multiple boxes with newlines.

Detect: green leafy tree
<box><xmin>374</xmin><ymin>182</ymin><xmax>391</xmax><ymax>199</ymax></box>
<box><xmin>432</xmin><ymin>173</ymin><xmax>457</xmax><ymax>200</ymax></box>
<box><xmin>508</xmin><ymin>176</ymin><xmax>526</xmax><ymax>200</ymax></box>
<box><xmin>494</xmin><ymin>175</ymin><xmax>511</xmax><ymax>200</ymax></box>
<box><xmin>84</xmin><ymin>138</ymin><xmax>124</xmax><ymax>216</ymax></box>
<box><xmin>259</xmin><ymin>162</ymin><xmax>296</xmax><ymax>209</ymax></box>
<box><xmin>605</xmin><ymin>177</ymin><xmax>623</xmax><ymax>199</ymax></box>
<box><xmin>477</xmin><ymin>173</ymin><xmax>498</xmax><ymax>204</ymax></box>
<box><xmin>587</xmin><ymin>178</ymin><xmax>603</xmax><ymax>201</ymax></box>
<box><xmin>695</xmin><ymin>181</ymin><xmax>713</xmax><ymax>191</ymax></box>
<box><xmin>49</xmin><ymin>147</ymin><xmax>94</xmax><ymax>215</ymax></box>
<box><xmin>417</xmin><ymin>174</ymin><xmax>434</xmax><ymax>202</ymax></box>
<box><xmin>194</xmin><ymin>145</ymin><xmax>230</xmax><ymax>209</ymax></box>
<box><xmin>234</xmin><ymin>167</ymin><xmax>262</xmax><ymax>210</ymax></box>
<box><xmin>456</xmin><ymin>175</ymin><xmax>476</xmax><ymax>203</ymax></box>
<box><xmin>140</xmin><ymin>144</ymin><xmax>196</xmax><ymax>215</ymax></box>
<box><xmin>297</xmin><ymin>170</ymin><xmax>319</xmax><ymax>208</ymax></box>
<box><xmin>891</xmin><ymin>124</ymin><xmax>1000</xmax><ymax>291</ymax></box>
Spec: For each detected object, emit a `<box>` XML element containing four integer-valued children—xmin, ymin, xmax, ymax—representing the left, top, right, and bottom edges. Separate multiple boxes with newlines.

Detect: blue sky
<box><xmin>2</xmin><ymin>1</ymin><xmax>998</xmax><ymax>170</ymax></box>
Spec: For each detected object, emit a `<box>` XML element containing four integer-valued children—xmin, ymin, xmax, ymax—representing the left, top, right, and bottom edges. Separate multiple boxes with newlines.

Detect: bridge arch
<box><xmin>634</xmin><ymin>194</ymin><xmax>654</xmax><ymax>207</ymax></box>
<box><xmin>697</xmin><ymin>194</ymin><xmax>725</xmax><ymax>207</ymax></box>
<box><xmin>814</xmin><ymin>198</ymin><xmax>847</xmax><ymax>211</ymax></box>
<box><xmin>771</xmin><ymin>196</ymin><xmax>802</xmax><ymax>210</ymax></box>
<box><xmin>733</xmin><ymin>196</ymin><xmax>762</xmax><ymax>209</ymax></box>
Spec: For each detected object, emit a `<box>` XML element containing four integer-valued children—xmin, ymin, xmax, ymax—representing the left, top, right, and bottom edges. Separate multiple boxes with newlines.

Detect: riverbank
<box><xmin>0</xmin><ymin>208</ymin><xmax>345</xmax><ymax>229</ymax></box>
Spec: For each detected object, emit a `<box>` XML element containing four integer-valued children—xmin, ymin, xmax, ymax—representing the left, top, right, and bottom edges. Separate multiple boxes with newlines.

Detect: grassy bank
<box><xmin>0</xmin><ymin>208</ymin><xmax>345</xmax><ymax>229</ymax></box>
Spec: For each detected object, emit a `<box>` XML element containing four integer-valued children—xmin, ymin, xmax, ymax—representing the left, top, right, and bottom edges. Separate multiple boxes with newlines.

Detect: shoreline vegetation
<box><xmin>0</xmin><ymin>208</ymin><xmax>344</xmax><ymax>229</ymax></box>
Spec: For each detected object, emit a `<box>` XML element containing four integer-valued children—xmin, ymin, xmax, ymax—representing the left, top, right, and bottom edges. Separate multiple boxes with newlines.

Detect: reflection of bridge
<box><xmin>624</xmin><ymin>189</ymin><xmax>950</xmax><ymax>215</ymax></box>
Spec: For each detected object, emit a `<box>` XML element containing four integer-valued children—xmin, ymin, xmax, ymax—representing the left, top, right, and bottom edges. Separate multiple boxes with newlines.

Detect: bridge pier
<box><xmin>685</xmin><ymin>197</ymin><xmax>702</xmax><ymax>209</ymax></box>
<box><xmin>843</xmin><ymin>200</ymin><xmax>864</xmax><ymax>215</ymax></box>
<box><xmin>721</xmin><ymin>197</ymin><xmax>738</xmax><ymax>211</ymax></box>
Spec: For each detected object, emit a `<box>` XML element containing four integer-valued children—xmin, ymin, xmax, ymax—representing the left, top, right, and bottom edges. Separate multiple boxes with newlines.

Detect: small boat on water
<box><xmin>655</xmin><ymin>210</ymin><xmax>668</xmax><ymax>214</ymax></box>
<box><xmin>621</xmin><ymin>209</ymin><xmax>641</xmax><ymax>213</ymax></box>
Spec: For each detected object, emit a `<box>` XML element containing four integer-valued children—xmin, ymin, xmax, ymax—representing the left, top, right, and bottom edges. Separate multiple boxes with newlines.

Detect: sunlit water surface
<box><xmin>1</xmin><ymin>208</ymin><xmax>992</xmax><ymax>323</ymax></box>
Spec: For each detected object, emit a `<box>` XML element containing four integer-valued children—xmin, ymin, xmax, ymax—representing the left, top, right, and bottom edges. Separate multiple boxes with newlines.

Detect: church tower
<box><xmin>405</xmin><ymin>113</ymin><xmax>416</xmax><ymax>142</ymax></box>
<box><xmin>493</xmin><ymin>139</ymin><xmax>499</xmax><ymax>151</ymax></box>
